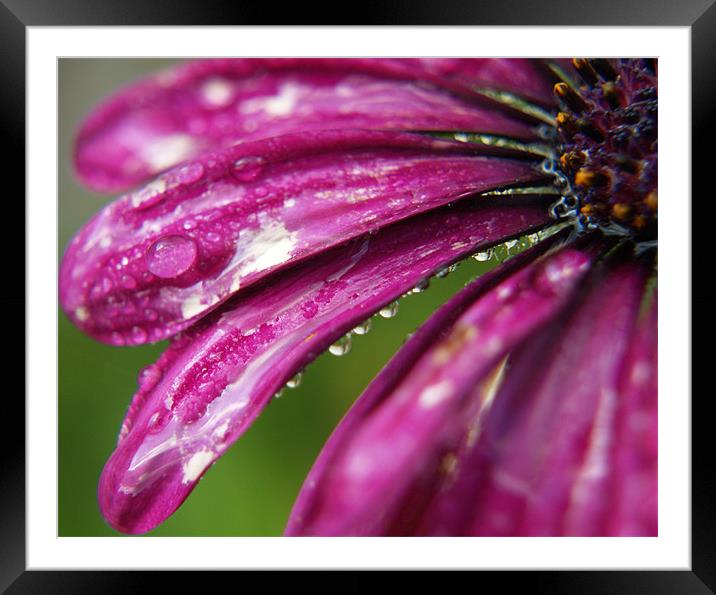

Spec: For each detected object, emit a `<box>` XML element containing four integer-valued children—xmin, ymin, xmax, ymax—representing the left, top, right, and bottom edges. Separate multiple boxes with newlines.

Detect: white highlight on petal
<box><xmin>142</xmin><ymin>134</ymin><xmax>196</xmax><ymax>171</ymax></box>
<box><xmin>419</xmin><ymin>379</ymin><xmax>454</xmax><ymax>409</ymax></box>
<box><xmin>241</xmin><ymin>82</ymin><xmax>302</xmax><ymax>117</ymax></box>
<box><xmin>232</xmin><ymin>216</ymin><xmax>297</xmax><ymax>278</ymax></box>
<box><xmin>182</xmin><ymin>448</ymin><xmax>214</xmax><ymax>484</ymax></box>
<box><xmin>201</xmin><ymin>77</ymin><xmax>233</xmax><ymax>107</ymax></box>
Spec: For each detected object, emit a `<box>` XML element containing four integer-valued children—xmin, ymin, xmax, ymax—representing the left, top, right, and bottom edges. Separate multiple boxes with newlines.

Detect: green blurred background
<box><xmin>58</xmin><ymin>59</ymin><xmax>500</xmax><ymax>536</ymax></box>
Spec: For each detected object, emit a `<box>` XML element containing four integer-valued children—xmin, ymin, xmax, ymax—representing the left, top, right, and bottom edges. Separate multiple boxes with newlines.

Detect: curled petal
<box><xmin>415</xmin><ymin>249</ymin><xmax>654</xmax><ymax>536</ymax></box>
<box><xmin>74</xmin><ymin>58</ymin><xmax>541</xmax><ymax>192</ymax></box>
<box><xmin>98</xmin><ymin>196</ymin><xmax>551</xmax><ymax>534</ymax></box>
<box><xmin>60</xmin><ymin>130</ymin><xmax>546</xmax><ymax>345</ymax></box>
<box><xmin>286</xmin><ymin>237</ymin><xmax>596</xmax><ymax>536</ymax></box>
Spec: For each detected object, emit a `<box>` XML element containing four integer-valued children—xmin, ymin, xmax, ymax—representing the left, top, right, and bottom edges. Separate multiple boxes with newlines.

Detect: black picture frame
<box><xmin>5</xmin><ymin>0</ymin><xmax>710</xmax><ymax>591</ymax></box>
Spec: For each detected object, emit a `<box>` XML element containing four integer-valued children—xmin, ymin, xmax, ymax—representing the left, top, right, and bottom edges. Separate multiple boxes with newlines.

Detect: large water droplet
<box><xmin>329</xmin><ymin>334</ymin><xmax>352</xmax><ymax>356</ymax></box>
<box><xmin>232</xmin><ymin>156</ymin><xmax>265</xmax><ymax>182</ymax></box>
<box><xmin>473</xmin><ymin>248</ymin><xmax>494</xmax><ymax>262</ymax></box>
<box><xmin>352</xmin><ymin>319</ymin><xmax>372</xmax><ymax>335</ymax></box>
<box><xmin>378</xmin><ymin>301</ymin><xmax>399</xmax><ymax>319</ymax></box>
<box><xmin>172</xmin><ymin>162</ymin><xmax>205</xmax><ymax>185</ymax></box>
<box><xmin>286</xmin><ymin>371</ymin><xmax>304</xmax><ymax>389</ymax></box>
<box><xmin>146</xmin><ymin>235</ymin><xmax>198</xmax><ymax>279</ymax></box>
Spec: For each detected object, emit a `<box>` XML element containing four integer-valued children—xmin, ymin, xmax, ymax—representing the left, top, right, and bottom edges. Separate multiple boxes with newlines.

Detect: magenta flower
<box><xmin>59</xmin><ymin>58</ymin><xmax>657</xmax><ymax>536</ymax></box>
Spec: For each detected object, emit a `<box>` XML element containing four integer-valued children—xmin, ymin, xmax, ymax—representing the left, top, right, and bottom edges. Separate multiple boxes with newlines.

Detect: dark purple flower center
<box><xmin>552</xmin><ymin>58</ymin><xmax>657</xmax><ymax>240</ymax></box>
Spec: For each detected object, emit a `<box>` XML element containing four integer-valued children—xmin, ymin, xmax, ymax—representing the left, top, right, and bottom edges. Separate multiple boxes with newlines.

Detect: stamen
<box><xmin>574</xmin><ymin>168</ymin><xmax>610</xmax><ymax>188</ymax></box>
<box><xmin>572</xmin><ymin>58</ymin><xmax>599</xmax><ymax>87</ymax></box>
<box><xmin>552</xmin><ymin>59</ymin><xmax>657</xmax><ymax>240</ymax></box>
<box><xmin>554</xmin><ymin>82</ymin><xmax>589</xmax><ymax>114</ymax></box>
<box><xmin>589</xmin><ymin>58</ymin><xmax>618</xmax><ymax>81</ymax></box>
<box><xmin>600</xmin><ymin>81</ymin><xmax>623</xmax><ymax>109</ymax></box>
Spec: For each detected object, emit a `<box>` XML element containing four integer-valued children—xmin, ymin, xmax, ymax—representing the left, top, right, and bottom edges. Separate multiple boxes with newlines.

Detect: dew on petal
<box><xmin>378</xmin><ymin>301</ymin><xmax>399</xmax><ymax>319</ymax></box>
<box><xmin>473</xmin><ymin>248</ymin><xmax>494</xmax><ymax>262</ymax></box>
<box><xmin>286</xmin><ymin>371</ymin><xmax>304</xmax><ymax>389</ymax></box>
<box><xmin>352</xmin><ymin>319</ymin><xmax>372</xmax><ymax>335</ymax></box>
<box><xmin>145</xmin><ymin>235</ymin><xmax>198</xmax><ymax>279</ymax></box>
<box><xmin>231</xmin><ymin>156</ymin><xmax>265</xmax><ymax>182</ymax></box>
<box><xmin>132</xmin><ymin>178</ymin><xmax>167</xmax><ymax>208</ymax></box>
<box><xmin>329</xmin><ymin>334</ymin><xmax>352</xmax><ymax>356</ymax></box>
<box><xmin>410</xmin><ymin>278</ymin><xmax>430</xmax><ymax>294</ymax></box>
<box><xmin>435</xmin><ymin>263</ymin><xmax>458</xmax><ymax>278</ymax></box>
<box><xmin>172</xmin><ymin>162</ymin><xmax>205</xmax><ymax>185</ymax></box>
<box><xmin>130</xmin><ymin>326</ymin><xmax>148</xmax><ymax>344</ymax></box>
<box><xmin>505</xmin><ymin>239</ymin><xmax>519</xmax><ymax>252</ymax></box>
<box><xmin>137</xmin><ymin>364</ymin><xmax>162</xmax><ymax>391</ymax></box>
<box><xmin>120</xmin><ymin>274</ymin><xmax>137</xmax><ymax>290</ymax></box>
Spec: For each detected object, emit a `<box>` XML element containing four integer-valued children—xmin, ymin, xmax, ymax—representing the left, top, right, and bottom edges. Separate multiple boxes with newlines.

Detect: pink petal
<box><xmin>607</xmin><ymin>292</ymin><xmax>657</xmax><ymax>536</ymax></box>
<box><xmin>60</xmin><ymin>130</ymin><xmax>546</xmax><ymax>345</ymax></box>
<box><xmin>417</xmin><ymin>249</ymin><xmax>653</xmax><ymax>536</ymax></box>
<box><xmin>74</xmin><ymin>58</ymin><xmax>542</xmax><ymax>192</ymax></box>
<box><xmin>413</xmin><ymin>58</ymin><xmax>560</xmax><ymax>106</ymax></box>
<box><xmin>98</xmin><ymin>196</ymin><xmax>551</xmax><ymax>534</ymax></box>
<box><xmin>286</xmin><ymin>237</ymin><xmax>595</xmax><ymax>536</ymax></box>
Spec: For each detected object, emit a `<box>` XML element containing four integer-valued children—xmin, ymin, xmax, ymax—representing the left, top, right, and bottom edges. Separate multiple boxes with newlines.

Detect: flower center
<box><xmin>552</xmin><ymin>58</ymin><xmax>657</xmax><ymax>240</ymax></box>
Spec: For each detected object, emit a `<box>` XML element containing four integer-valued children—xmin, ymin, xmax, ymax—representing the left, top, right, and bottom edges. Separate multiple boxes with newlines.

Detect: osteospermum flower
<box><xmin>59</xmin><ymin>58</ymin><xmax>657</xmax><ymax>536</ymax></box>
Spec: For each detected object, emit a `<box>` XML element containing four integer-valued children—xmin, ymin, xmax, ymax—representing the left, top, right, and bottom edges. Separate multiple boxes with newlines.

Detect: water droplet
<box><xmin>138</xmin><ymin>364</ymin><xmax>162</xmax><ymax>391</ymax></box>
<box><xmin>231</xmin><ymin>156</ymin><xmax>265</xmax><ymax>182</ymax></box>
<box><xmin>410</xmin><ymin>278</ymin><xmax>430</xmax><ymax>294</ymax></box>
<box><xmin>183</xmin><ymin>219</ymin><xmax>197</xmax><ymax>231</ymax></box>
<box><xmin>254</xmin><ymin>186</ymin><xmax>268</xmax><ymax>198</ymax></box>
<box><xmin>173</xmin><ymin>162</ymin><xmax>205</xmax><ymax>185</ymax></box>
<box><xmin>146</xmin><ymin>235</ymin><xmax>198</xmax><ymax>279</ymax></box>
<box><xmin>144</xmin><ymin>308</ymin><xmax>158</xmax><ymax>321</ymax></box>
<box><xmin>132</xmin><ymin>178</ymin><xmax>167</xmax><ymax>208</ymax></box>
<box><xmin>130</xmin><ymin>326</ymin><xmax>148</xmax><ymax>344</ymax></box>
<box><xmin>286</xmin><ymin>371</ymin><xmax>303</xmax><ymax>389</ymax></box>
<box><xmin>329</xmin><ymin>334</ymin><xmax>352</xmax><ymax>356</ymax></box>
<box><xmin>205</xmin><ymin>231</ymin><xmax>222</xmax><ymax>244</ymax></box>
<box><xmin>505</xmin><ymin>239</ymin><xmax>519</xmax><ymax>254</ymax></box>
<box><xmin>378</xmin><ymin>301</ymin><xmax>399</xmax><ymax>319</ymax></box>
<box><xmin>435</xmin><ymin>264</ymin><xmax>457</xmax><ymax>278</ymax></box>
<box><xmin>89</xmin><ymin>277</ymin><xmax>114</xmax><ymax>300</ymax></box>
<box><xmin>352</xmin><ymin>319</ymin><xmax>372</xmax><ymax>335</ymax></box>
<box><xmin>120</xmin><ymin>274</ymin><xmax>137</xmax><ymax>289</ymax></box>
<box><xmin>473</xmin><ymin>248</ymin><xmax>494</xmax><ymax>262</ymax></box>
<box><xmin>274</xmin><ymin>388</ymin><xmax>285</xmax><ymax>399</ymax></box>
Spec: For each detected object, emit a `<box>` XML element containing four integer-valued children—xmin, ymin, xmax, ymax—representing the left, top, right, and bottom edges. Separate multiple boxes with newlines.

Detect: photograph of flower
<box><xmin>58</xmin><ymin>58</ymin><xmax>657</xmax><ymax>537</ymax></box>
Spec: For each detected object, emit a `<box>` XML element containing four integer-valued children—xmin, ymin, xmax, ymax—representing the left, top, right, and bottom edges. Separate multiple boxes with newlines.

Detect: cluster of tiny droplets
<box><xmin>550</xmin><ymin>58</ymin><xmax>658</xmax><ymax>241</ymax></box>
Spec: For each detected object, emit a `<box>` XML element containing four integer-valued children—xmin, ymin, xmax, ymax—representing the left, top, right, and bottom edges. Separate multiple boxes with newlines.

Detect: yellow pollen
<box><xmin>611</xmin><ymin>203</ymin><xmax>631</xmax><ymax>220</ymax></box>
<box><xmin>574</xmin><ymin>168</ymin><xmax>609</xmax><ymax>188</ymax></box>
<box><xmin>632</xmin><ymin>215</ymin><xmax>648</xmax><ymax>230</ymax></box>
<box><xmin>645</xmin><ymin>191</ymin><xmax>658</xmax><ymax>211</ymax></box>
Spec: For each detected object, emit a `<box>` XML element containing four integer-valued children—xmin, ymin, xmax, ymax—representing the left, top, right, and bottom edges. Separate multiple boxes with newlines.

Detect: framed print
<box><xmin>6</xmin><ymin>0</ymin><xmax>711</xmax><ymax>590</ymax></box>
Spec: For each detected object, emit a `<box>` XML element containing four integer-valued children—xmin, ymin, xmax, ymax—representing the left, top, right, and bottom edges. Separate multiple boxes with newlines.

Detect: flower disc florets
<box><xmin>553</xmin><ymin>58</ymin><xmax>657</xmax><ymax>240</ymax></box>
